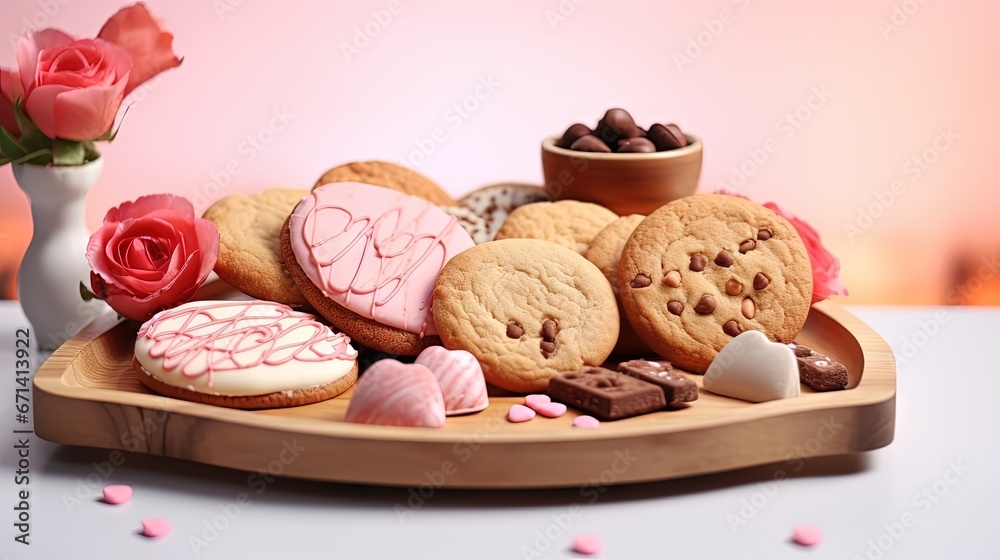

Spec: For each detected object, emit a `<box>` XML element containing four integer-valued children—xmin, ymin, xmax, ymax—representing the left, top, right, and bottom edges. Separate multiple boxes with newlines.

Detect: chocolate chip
<box><xmin>616</xmin><ymin>137</ymin><xmax>656</xmax><ymax>153</ymax></box>
<box><xmin>663</xmin><ymin>270</ymin><xmax>681</xmax><ymax>288</ymax></box>
<box><xmin>725</xmin><ymin>278</ymin><xmax>743</xmax><ymax>296</ymax></box>
<box><xmin>723</xmin><ymin>320</ymin><xmax>743</xmax><ymax>336</ymax></box>
<box><xmin>694</xmin><ymin>295</ymin><xmax>716</xmax><ymax>314</ymax></box>
<box><xmin>757</xmin><ymin>228</ymin><xmax>772</xmax><ymax>241</ymax></box>
<box><xmin>689</xmin><ymin>253</ymin><xmax>707</xmax><ymax>272</ymax></box>
<box><xmin>506</xmin><ymin>322</ymin><xmax>524</xmax><ymax>339</ymax></box>
<box><xmin>753</xmin><ymin>272</ymin><xmax>771</xmax><ymax>290</ymax></box>
<box><xmin>667</xmin><ymin>301</ymin><xmax>684</xmax><ymax>315</ymax></box>
<box><xmin>631</xmin><ymin>274</ymin><xmax>652</xmax><ymax>288</ymax></box>
<box><xmin>541</xmin><ymin>319</ymin><xmax>557</xmax><ymax>341</ymax></box>
<box><xmin>714</xmin><ymin>251</ymin><xmax>735</xmax><ymax>267</ymax></box>
<box><xmin>569</xmin><ymin>134</ymin><xmax>612</xmax><ymax>153</ymax></box>
<box><xmin>540</xmin><ymin>340</ymin><xmax>556</xmax><ymax>357</ymax></box>
<box><xmin>742</xmin><ymin>298</ymin><xmax>755</xmax><ymax>319</ymax></box>
<box><xmin>739</xmin><ymin>239</ymin><xmax>756</xmax><ymax>254</ymax></box>
<box><xmin>557</xmin><ymin>123</ymin><xmax>592</xmax><ymax>149</ymax></box>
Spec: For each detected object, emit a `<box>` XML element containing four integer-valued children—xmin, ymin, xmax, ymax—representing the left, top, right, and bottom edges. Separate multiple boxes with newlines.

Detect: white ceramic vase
<box><xmin>14</xmin><ymin>158</ymin><xmax>106</xmax><ymax>351</ymax></box>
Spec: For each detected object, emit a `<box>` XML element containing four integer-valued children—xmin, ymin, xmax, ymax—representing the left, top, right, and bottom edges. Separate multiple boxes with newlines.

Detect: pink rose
<box><xmin>16</xmin><ymin>29</ymin><xmax>132</xmax><ymax>141</ymax></box>
<box><xmin>98</xmin><ymin>3</ymin><xmax>182</xmax><ymax>96</ymax></box>
<box><xmin>87</xmin><ymin>194</ymin><xmax>219</xmax><ymax>321</ymax></box>
<box><xmin>0</xmin><ymin>68</ymin><xmax>22</xmax><ymax>137</ymax></box>
<box><xmin>713</xmin><ymin>190</ymin><xmax>848</xmax><ymax>304</ymax></box>
<box><xmin>762</xmin><ymin>202</ymin><xmax>848</xmax><ymax>304</ymax></box>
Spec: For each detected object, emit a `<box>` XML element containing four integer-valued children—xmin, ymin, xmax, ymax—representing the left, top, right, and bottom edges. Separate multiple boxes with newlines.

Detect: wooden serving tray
<box><xmin>33</xmin><ymin>286</ymin><xmax>895</xmax><ymax>489</ymax></box>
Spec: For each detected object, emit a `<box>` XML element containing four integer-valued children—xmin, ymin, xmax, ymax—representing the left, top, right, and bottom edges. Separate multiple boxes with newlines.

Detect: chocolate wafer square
<box><xmin>617</xmin><ymin>359</ymin><xmax>698</xmax><ymax>406</ymax></box>
<box><xmin>547</xmin><ymin>367</ymin><xmax>666</xmax><ymax>421</ymax></box>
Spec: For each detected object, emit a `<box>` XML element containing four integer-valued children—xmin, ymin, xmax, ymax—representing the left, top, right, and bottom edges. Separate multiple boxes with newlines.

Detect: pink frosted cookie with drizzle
<box><xmin>281</xmin><ymin>182</ymin><xmax>475</xmax><ymax>356</ymax></box>
<box><xmin>134</xmin><ymin>300</ymin><xmax>358</xmax><ymax>409</ymax></box>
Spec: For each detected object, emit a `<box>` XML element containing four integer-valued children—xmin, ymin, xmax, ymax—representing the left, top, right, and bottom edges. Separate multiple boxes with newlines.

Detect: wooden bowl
<box><xmin>541</xmin><ymin>134</ymin><xmax>703</xmax><ymax>215</ymax></box>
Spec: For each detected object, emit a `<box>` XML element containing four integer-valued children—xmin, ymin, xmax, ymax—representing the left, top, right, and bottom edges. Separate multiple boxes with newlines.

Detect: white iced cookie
<box><xmin>703</xmin><ymin>330</ymin><xmax>800</xmax><ymax>403</ymax></box>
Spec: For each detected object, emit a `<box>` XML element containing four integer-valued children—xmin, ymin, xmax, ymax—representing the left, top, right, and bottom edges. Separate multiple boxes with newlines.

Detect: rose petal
<box><xmin>0</xmin><ymin>68</ymin><xmax>22</xmax><ymax>136</ymax></box>
<box><xmin>98</xmin><ymin>3</ymin><xmax>182</xmax><ymax>96</ymax></box>
<box><xmin>16</xmin><ymin>28</ymin><xmax>75</xmax><ymax>94</ymax></box>
<box><xmin>105</xmin><ymin>194</ymin><xmax>194</xmax><ymax>224</ymax></box>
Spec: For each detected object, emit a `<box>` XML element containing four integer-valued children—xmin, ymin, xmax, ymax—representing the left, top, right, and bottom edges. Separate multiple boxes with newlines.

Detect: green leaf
<box><xmin>79</xmin><ymin>281</ymin><xmax>97</xmax><ymax>302</ymax></box>
<box><xmin>12</xmin><ymin>100</ymin><xmax>50</xmax><ymax>153</ymax></box>
<box><xmin>0</xmin><ymin>127</ymin><xmax>27</xmax><ymax>159</ymax></box>
<box><xmin>52</xmin><ymin>139</ymin><xmax>86</xmax><ymax>166</ymax></box>
<box><xmin>12</xmin><ymin>149</ymin><xmax>52</xmax><ymax>165</ymax></box>
<box><xmin>83</xmin><ymin>141</ymin><xmax>101</xmax><ymax>162</ymax></box>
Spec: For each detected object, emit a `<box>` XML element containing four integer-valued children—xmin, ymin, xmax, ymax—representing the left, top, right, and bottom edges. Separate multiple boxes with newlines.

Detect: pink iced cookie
<box><xmin>572</xmin><ymin>534</ymin><xmax>603</xmax><ymax>556</ymax></box>
<box><xmin>792</xmin><ymin>525</ymin><xmax>823</xmax><ymax>547</ymax></box>
<box><xmin>102</xmin><ymin>485</ymin><xmax>132</xmax><ymax>505</ymax></box>
<box><xmin>507</xmin><ymin>404</ymin><xmax>536</xmax><ymax>423</ymax></box>
<box><xmin>415</xmin><ymin>346</ymin><xmax>489</xmax><ymax>415</ymax></box>
<box><xmin>141</xmin><ymin>518</ymin><xmax>171</xmax><ymax>538</ymax></box>
<box><xmin>288</xmin><ymin>182</ymin><xmax>475</xmax><ymax>336</ymax></box>
<box><xmin>345</xmin><ymin>360</ymin><xmax>446</xmax><ymax>428</ymax></box>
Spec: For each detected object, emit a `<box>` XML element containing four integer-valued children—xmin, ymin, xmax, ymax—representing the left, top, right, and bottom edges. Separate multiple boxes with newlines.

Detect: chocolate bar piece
<box><xmin>547</xmin><ymin>367</ymin><xmax>666</xmax><ymax>421</ymax></box>
<box><xmin>787</xmin><ymin>343</ymin><xmax>849</xmax><ymax>391</ymax></box>
<box><xmin>617</xmin><ymin>359</ymin><xmax>698</xmax><ymax>406</ymax></box>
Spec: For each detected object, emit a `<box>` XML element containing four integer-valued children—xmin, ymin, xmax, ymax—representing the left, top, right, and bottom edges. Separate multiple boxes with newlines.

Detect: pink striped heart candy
<box><xmin>415</xmin><ymin>346</ymin><xmax>489</xmax><ymax>416</ymax></box>
<box><xmin>345</xmin><ymin>360</ymin><xmax>446</xmax><ymax>428</ymax></box>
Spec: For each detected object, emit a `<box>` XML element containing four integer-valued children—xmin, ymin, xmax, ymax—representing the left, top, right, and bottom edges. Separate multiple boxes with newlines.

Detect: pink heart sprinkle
<box><xmin>141</xmin><ymin>518</ymin><xmax>172</xmax><ymax>538</ymax></box>
<box><xmin>507</xmin><ymin>404</ymin><xmax>536</xmax><ymax>423</ymax></box>
<box><xmin>524</xmin><ymin>394</ymin><xmax>551</xmax><ymax>411</ymax></box>
<box><xmin>572</xmin><ymin>533</ymin><xmax>603</xmax><ymax>556</ymax></box>
<box><xmin>536</xmin><ymin>402</ymin><xmax>567</xmax><ymax>418</ymax></box>
<box><xmin>792</xmin><ymin>525</ymin><xmax>823</xmax><ymax>547</ymax></box>
<box><xmin>572</xmin><ymin>415</ymin><xmax>600</xmax><ymax>429</ymax></box>
<box><xmin>102</xmin><ymin>485</ymin><xmax>132</xmax><ymax>505</ymax></box>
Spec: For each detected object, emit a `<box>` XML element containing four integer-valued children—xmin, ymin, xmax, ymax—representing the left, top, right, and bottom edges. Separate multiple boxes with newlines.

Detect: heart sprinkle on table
<box><xmin>792</xmin><ymin>525</ymin><xmax>823</xmax><ymax>547</ymax></box>
<box><xmin>572</xmin><ymin>415</ymin><xmax>600</xmax><ymax>429</ymax></box>
<box><xmin>507</xmin><ymin>404</ymin><xmax>536</xmax><ymax>423</ymax></box>
<box><xmin>141</xmin><ymin>518</ymin><xmax>172</xmax><ymax>538</ymax></box>
<box><xmin>571</xmin><ymin>533</ymin><xmax>603</xmax><ymax>556</ymax></box>
<box><xmin>102</xmin><ymin>485</ymin><xmax>132</xmax><ymax>505</ymax></box>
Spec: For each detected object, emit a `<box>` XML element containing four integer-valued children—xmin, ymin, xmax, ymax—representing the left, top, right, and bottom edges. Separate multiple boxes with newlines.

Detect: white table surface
<box><xmin>1</xmin><ymin>301</ymin><xmax>997</xmax><ymax>559</ymax></box>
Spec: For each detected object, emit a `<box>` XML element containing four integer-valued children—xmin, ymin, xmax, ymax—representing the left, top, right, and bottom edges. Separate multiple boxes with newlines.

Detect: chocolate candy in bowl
<box><xmin>542</xmin><ymin>109</ymin><xmax>702</xmax><ymax>216</ymax></box>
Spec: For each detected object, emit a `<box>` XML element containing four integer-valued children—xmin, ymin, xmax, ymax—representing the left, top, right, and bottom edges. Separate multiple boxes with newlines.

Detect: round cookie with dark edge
<box><xmin>203</xmin><ymin>188</ymin><xmax>309</xmax><ymax>306</ymax></box>
<box><xmin>312</xmin><ymin>160</ymin><xmax>456</xmax><ymax>206</ymax></box>
<box><xmin>134</xmin><ymin>357</ymin><xmax>357</xmax><ymax>410</ymax></box>
<box><xmin>457</xmin><ymin>182</ymin><xmax>551</xmax><ymax>243</ymax></box>
<box><xmin>432</xmin><ymin>238</ymin><xmax>619</xmax><ymax>393</ymax></box>
<box><xmin>494</xmin><ymin>200</ymin><xmax>618</xmax><ymax>254</ymax></box>
<box><xmin>618</xmin><ymin>194</ymin><xmax>812</xmax><ymax>373</ymax></box>
<box><xmin>281</xmin><ymin>218</ymin><xmax>442</xmax><ymax>356</ymax></box>
<box><xmin>583</xmin><ymin>214</ymin><xmax>652</xmax><ymax>357</ymax></box>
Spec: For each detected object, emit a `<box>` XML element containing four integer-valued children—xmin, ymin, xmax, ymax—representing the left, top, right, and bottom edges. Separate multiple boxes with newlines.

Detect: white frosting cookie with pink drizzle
<box><xmin>287</xmin><ymin>182</ymin><xmax>475</xmax><ymax>337</ymax></box>
<box><xmin>135</xmin><ymin>300</ymin><xmax>357</xmax><ymax>397</ymax></box>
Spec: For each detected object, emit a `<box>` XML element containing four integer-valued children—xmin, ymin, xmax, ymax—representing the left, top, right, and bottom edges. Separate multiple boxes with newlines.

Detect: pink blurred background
<box><xmin>1</xmin><ymin>0</ymin><xmax>998</xmax><ymax>305</ymax></box>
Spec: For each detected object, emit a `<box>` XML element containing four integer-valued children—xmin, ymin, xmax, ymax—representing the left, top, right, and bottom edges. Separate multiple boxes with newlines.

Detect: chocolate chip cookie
<box><xmin>494</xmin><ymin>200</ymin><xmax>618</xmax><ymax>254</ymax></box>
<box><xmin>432</xmin><ymin>238</ymin><xmax>619</xmax><ymax>393</ymax></box>
<box><xmin>618</xmin><ymin>194</ymin><xmax>813</xmax><ymax>372</ymax></box>
<box><xmin>583</xmin><ymin>214</ymin><xmax>652</xmax><ymax>356</ymax></box>
<box><xmin>202</xmin><ymin>188</ymin><xmax>309</xmax><ymax>306</ymax></box>
<box><xmin>312</xmin><ymin>160</ymin><xmax>456</xmax><ymax>206</ymax></box>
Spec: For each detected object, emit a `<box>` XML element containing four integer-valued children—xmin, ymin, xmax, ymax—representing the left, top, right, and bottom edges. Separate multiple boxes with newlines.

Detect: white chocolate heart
<box><xmin>415</xmin><ymin>346</ymin><xmax>489</xmax><ymax>416</ymax></box>
<box><xmin>703</xmin><ymin>330</ymin><xmax>800</xmax><ymax>403</ymax></box>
